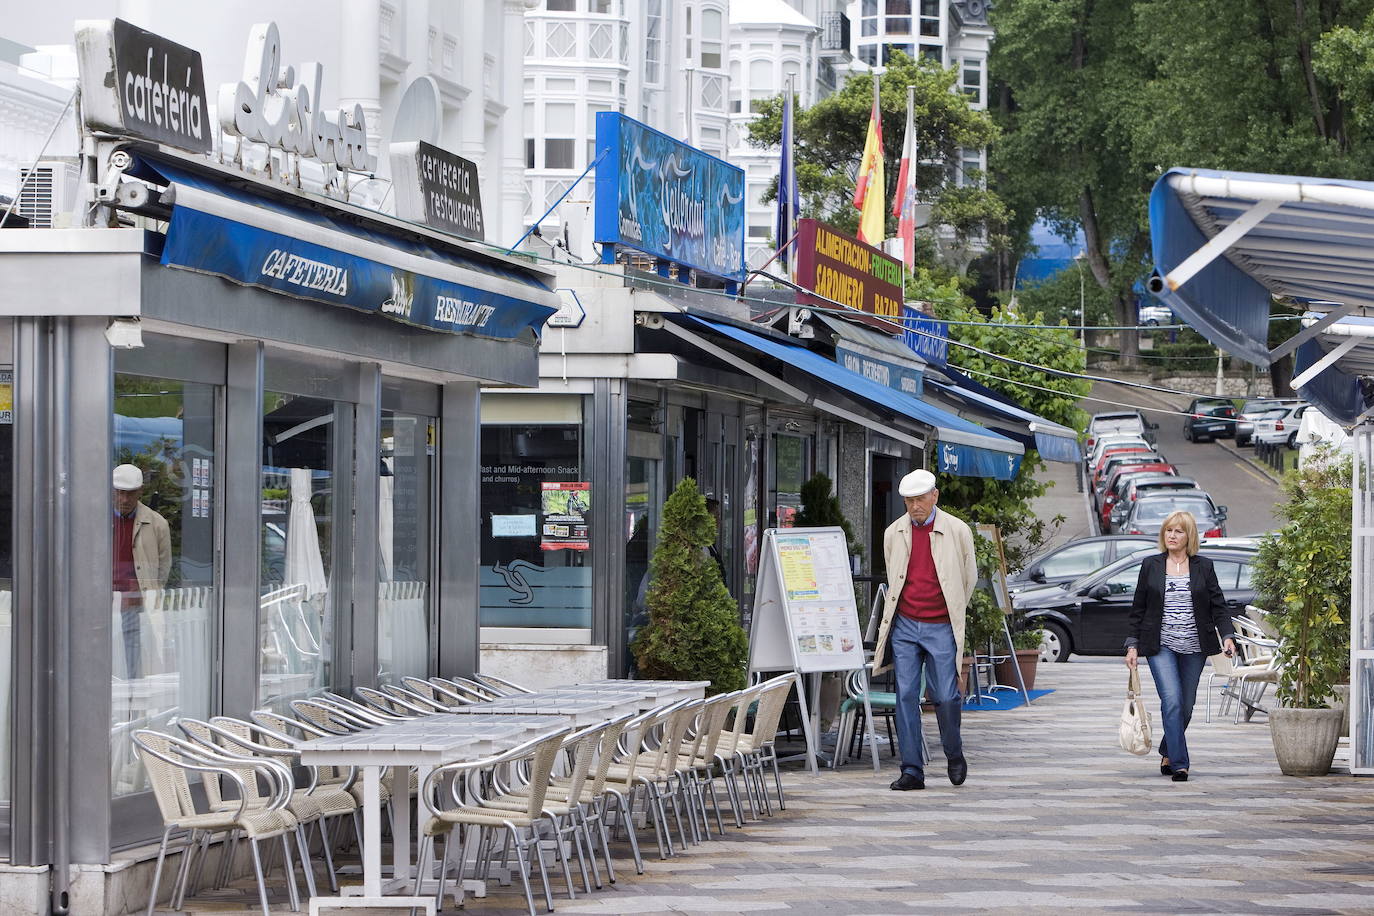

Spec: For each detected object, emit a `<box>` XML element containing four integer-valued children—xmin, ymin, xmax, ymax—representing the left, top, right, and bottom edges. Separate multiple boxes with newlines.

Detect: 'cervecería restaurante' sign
<box><xmin>793</xmin><ymin>218</ymin><xmax>903</xmax><ymax>330</ymax></box>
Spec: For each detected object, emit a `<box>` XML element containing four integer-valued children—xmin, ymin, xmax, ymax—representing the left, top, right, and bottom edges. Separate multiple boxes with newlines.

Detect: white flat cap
<box><xmin>898</xmin><ymin>469</ymin><xmax>937</xmax><ymax>498</ymax></box>
<box><xmin>112</xmin><ymin>464</ymin><xmax>144</xmax><ymax>490</ymax></box>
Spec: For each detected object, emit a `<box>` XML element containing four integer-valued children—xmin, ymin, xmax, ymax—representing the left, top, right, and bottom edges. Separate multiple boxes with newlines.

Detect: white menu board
<box><xmin>749</xmin><ymin>527</ymin><xmax>865</xmax><ymax>675</ymax></box>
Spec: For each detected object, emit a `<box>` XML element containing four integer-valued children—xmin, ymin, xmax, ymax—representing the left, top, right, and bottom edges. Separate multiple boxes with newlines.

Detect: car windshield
<box><xmin>1134</xmin><ymin>497</ymin><xmax>1214</xmax><ymax>521</ymax></box>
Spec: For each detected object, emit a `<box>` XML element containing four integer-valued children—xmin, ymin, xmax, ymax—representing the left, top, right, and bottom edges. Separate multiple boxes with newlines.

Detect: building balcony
<box><xmin>820</xmin><ymin>12</ymin><xmax>851</xmax><ymax>55</ymax></box>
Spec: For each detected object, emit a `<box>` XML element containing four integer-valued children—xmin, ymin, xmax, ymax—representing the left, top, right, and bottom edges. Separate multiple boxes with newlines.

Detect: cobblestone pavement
<box><xmin>174</xmin><ymin>659</ymin><xmax>1374</xmax><ymax>915</ymax></box>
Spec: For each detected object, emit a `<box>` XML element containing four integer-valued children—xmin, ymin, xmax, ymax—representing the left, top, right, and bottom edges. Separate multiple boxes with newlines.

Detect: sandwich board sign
<box><xmin>748</xmin><ymin>526</ymin><xmax>878</xmax><ymax>772</ymax></box>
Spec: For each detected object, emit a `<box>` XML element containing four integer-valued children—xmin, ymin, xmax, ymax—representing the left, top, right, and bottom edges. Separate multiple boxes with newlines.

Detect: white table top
<box><xmin>297</xmin><ymin>714</ymin><xmax>565</xmax><ymax>765</ymax></box>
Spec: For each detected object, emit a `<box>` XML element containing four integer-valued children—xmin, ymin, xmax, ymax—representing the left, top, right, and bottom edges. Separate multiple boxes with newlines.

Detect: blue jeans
<box><xmin>1146</xmin><ymin>646</ymin><xmax>1207</xmax><ymax>772</ymax></box>
<box><xmin>890</xmin><ymin>614</ymin><xmax>963</xmax><ymax>776</ymax></box>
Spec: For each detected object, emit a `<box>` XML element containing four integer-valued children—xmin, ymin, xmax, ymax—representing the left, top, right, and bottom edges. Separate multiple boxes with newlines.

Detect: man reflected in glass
<box><xmin>112</xmin><ymin>463</ymin><xmax>170</xmax><ymax>679</ymax></box>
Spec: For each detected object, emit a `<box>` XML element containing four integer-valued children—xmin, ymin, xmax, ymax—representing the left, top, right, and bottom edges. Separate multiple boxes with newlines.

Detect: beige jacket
<box><xmin>126</xmin><ymin>502</ymin><xmax>172</xmax><ymax>594</ymax></box>
<box><xmin>872</xmin><ymin>507</ymin><xmax>977</xmax><ymax>675</ymax></box>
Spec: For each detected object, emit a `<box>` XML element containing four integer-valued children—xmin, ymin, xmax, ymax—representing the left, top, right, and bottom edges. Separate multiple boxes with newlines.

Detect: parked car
<box><xmin>1092</xmin><ymin>454</ymin><xmax>1169</xmax><ymax>500</ymax></box>
<box><xmin>1008</xmin><ymin>535</ymin><xmax>1158</xmax><ymax>595</ymax></box>
<box><xmin>1110</xmin><ymin>477</ymin><xmax>1198</xmax><ymax>532</ymax></box>
<box><xmin>1085</xmin><ymin>411</ymin><xmax>1158</xmax><ymax>453</ymax></box>
<box><xmin>1119</xmin><ymin>490</ymin><xmax>1228</xmax><ymax>538</ymax></box>
<box><xmin>1139</xmin><ymin>304</ymin><xmax>1174</xmax><ymax>326</ymax></box>
<box><xmin>1016</xmin><ymin>545</ymin><xmax>1258</xmax><ymax>662</ymax></box>
<box><xmin>1235</xmin><ymin>397</ymin><xmax>1304</xmax><ymax>446</ymax></box>
<box><xmin>1085</xmin><ymin>434</ymin><xmax>1152</xmax><ymax>472</ymax></box>
<box><xmin>1182</xmin><ymin>399</ymin><xmax>1238</xmax><ymax>442</ymax></box>
<box><xmin>1098</xmin><ymin>465</ymin><xmax>1177</xmax><ymax>530</ymax></box>
<box><xmin>1253</xmin><ymin>404</ymin><xmax>1310</xmax><ymax>449</ymax></box>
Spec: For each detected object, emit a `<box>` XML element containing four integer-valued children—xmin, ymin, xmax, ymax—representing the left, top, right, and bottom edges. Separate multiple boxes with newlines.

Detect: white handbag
<box><xmin>1118</xmin><ymin>667</ymin><xmax>1153</xmax><ymax>756</ymax></box>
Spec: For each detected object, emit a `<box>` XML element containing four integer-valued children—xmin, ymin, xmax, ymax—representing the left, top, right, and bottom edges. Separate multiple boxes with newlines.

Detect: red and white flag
<box><xmin>892</xmin><ymin>88</ymin><xmax>917</xmax><ymax>270</ymax></box>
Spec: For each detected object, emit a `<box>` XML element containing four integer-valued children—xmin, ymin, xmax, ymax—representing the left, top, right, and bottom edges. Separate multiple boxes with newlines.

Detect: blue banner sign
<box><xmin>594</xmin><ymin>112</ymin><xmax>746</xmax><ymax>282</ymax></box>
<box><xmin>835</xmin><ymin>343</ymin><xmax>923</xmax><ymax>397</ymax></box>
<box><xmin>938</xmin><ymin>441</ymin><xmax>1022</xmax><ymax>480</ymax></box>
<box><xmin>901</xmin><ymin>305</ymin><xmax>949</xmax><ymax>368</ymax></box>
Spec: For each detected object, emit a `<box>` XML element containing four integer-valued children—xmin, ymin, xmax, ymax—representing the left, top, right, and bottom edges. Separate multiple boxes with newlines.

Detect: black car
<box><xmin>1008</xmin><ymin>535</ymin><xmax>1157</xmax><ymax>594</ymax></box>
<box><xmin>1182</xmin><ymin>398</ymin><xmax>1237</xmax><ymax>442</ymax></box>
<box><xmin>1016</xmin><ymin>546</ymin><xmax>1258</xmax><ymax>662</ymax></box>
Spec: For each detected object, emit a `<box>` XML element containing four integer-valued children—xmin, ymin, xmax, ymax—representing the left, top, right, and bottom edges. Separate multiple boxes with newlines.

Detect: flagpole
<box><xmin>902</xmin><ymin>84</ymin><xmax>913</xmax><ymax>298</ymax></box>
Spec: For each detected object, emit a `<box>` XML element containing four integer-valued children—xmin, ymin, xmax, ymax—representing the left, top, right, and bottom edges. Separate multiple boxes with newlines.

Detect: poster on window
<box><xmin>540</xmin><ymin>481</ymin><xmax>590</xmax><ymax>551</ymax></box>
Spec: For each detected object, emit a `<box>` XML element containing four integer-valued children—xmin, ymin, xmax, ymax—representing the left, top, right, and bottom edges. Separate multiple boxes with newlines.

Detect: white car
<box><xmin>1139</xmin><ymin>304</ymin><xmax>1174</xmax><ymax>326</ymax></box>
<box><xmin>1252</xmin><ymin>405</ymin><xmax>1308</xmax><ymax>448</ymax></box>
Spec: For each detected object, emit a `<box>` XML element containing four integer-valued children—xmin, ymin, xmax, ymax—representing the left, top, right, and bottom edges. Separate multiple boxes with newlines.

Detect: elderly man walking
<box><xmin>872</xmin><ymin>469</ymin><xmax>976</xmax><ymax>790</ymax></box>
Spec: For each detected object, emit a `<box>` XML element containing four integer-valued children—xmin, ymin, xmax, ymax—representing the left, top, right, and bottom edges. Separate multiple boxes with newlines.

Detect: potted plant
<box><xmin>1251</xmin><ymin>445</ymin><xmax>1352</xmax><ymax>776</ymax></box>
<box><xmin>630</xmin><ymin>477</ymin><xmax>749</xmax><ymax>695</ymax></box>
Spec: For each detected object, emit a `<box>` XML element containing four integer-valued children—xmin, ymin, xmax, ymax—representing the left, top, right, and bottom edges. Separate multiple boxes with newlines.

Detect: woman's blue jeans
<box><xmin>1145</xmin><ymin>646</ymin><xmax>1207</xmax><ymax>772</ymax></box>
<box><xmin>891</xmin><ymin>614</ymin><xmax>963</xmax><ymax>777</ymax></box>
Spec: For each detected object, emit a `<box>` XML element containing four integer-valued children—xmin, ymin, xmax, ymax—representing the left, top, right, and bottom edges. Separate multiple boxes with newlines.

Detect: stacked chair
<box><xmin>132</xmin><ymin>671</ymin><xmax>805</xmax><ymax>915</ymax></box>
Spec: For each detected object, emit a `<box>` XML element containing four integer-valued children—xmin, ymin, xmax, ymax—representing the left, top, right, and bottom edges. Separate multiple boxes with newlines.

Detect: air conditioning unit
<box><xmin>17</xmin><ymin>160</ymin><xmax>79</xmax><ymax>228</ymax></box>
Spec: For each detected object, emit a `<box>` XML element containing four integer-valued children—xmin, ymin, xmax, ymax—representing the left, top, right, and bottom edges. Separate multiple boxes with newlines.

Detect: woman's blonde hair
<box><xmin>1158</xmin><ymin>510</ymin><xmax>1200</xmax><ymax>555</ymax></box>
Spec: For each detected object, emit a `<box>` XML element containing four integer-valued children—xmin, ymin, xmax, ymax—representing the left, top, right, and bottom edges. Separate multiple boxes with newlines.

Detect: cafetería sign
<box><xmin>76</xmin><ymin>19</ymin><xmax>376</xmax><ymax>173</ymax></box>
<box><xmin>793</xmin><ymin>218</ymin><xmax>903</xmax><ymax>332</ymax></box>
<box><xmin>76</xmin><ymin>19</ymin><xmax>212</xmax><ymax>154</ymax></box>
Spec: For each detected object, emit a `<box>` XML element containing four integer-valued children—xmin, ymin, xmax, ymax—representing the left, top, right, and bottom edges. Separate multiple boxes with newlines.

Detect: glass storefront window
<box><xmin>623</xmin><ymin>454</ymin><xmax>658</xmax><ymax>668</ymax></box>
<box><xmin>378</xmin><ymin>410</ymin><xmax>435</xmax><ymax>683</ymax></box>
<box><xmin>771</xmin><ymin>433</ymin><xmax>810</xmax><ymax>528</ymax></box>
<box><xmin>479</xmin><ymin>396</ymin><xmax>591</xmax><ymax>631</ymax></box>
<box><xmin>110</xmin><ymin>374</ymin><xmax>217</xmax><ymax>797</ymax></box>
<box><xmin>259</xmin><ymin>392</ymin><xmax>344</xmax><ymax>711</ymax></box>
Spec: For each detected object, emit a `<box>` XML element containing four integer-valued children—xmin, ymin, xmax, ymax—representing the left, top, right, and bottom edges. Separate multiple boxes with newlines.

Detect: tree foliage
<box><xmin>1251</xmin><ymin>445</ymin><xmax>1353</xmax><ymax>709</ymax></box>
<box><xmin>630</xmin><ymin>477</ymin><xmax>748</xmax><ymax>694</ymax></box>
<box><xmin>920</xmin><ymin>288</ymin><xmax>1091</xmax><ymax>571</ymax></box>
<box><xmin>793</xmin><ymin>472</ymin><xmax>863</xmax><ymax>558</ymax></box>
<box><xmin>746</xmin><ymin>51</ymin><xmax>1005</xmax><ymax>248</ymax></box>
<box><xmin>990</xmin><ymin>0</ymin><xmax>1374</xmax><ymax>366</ymax></box>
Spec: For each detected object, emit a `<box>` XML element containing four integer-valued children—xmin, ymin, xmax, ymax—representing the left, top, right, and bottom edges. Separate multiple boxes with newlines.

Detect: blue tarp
<box><xmin>682</xmin><ymin>316</ymin><xmax>1024</xmax><ymax>480</ymax></box>
<box><xmin>1149</xmin><ymin>167</ymin><xmax>1374</xmax><ymax>424</ymax></box>
<box><xmin>929</xmin><ymin>367</ymin><xmax>1082</xmax><ymax>463</ymax></box>
<box><xmin>132</xmin><ymin>155</ymin><xmax>557</xmax><ymax>341</ymax></box>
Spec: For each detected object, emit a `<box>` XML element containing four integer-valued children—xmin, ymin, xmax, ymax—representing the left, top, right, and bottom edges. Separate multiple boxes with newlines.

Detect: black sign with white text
<box><xmin>389</xmin><ymin>141</ymin><xmax>485</xmax><ymax>241</ymax></box>
<box><xmin>76</xmin><ymin>18</ymin><xmax>211</xmax><ymax>154</ymax></box>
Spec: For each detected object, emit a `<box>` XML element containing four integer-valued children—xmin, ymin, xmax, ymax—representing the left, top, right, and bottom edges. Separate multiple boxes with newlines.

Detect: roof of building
<box><xmin>729</xmin><ymin>0</ymin><xmax>817</xmax><ymax>29</ymax></box>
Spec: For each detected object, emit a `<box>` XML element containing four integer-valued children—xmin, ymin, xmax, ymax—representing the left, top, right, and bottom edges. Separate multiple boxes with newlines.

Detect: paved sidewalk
<box><xmin>179</xmin><ymin>660</ymin><xmax>1374</xmax><ymax>915</ymax></box>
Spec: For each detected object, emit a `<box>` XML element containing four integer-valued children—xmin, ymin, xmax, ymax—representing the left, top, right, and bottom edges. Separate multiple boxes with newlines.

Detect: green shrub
<box><xmin>1251</xmin><ymin>445</ymin><xmax>1352</xmax><ymax>708</ymax></box>
<box><xmin>630</xmin><ymin>477</ymin><xmax>748</xmax><ymax>694</ymax></box>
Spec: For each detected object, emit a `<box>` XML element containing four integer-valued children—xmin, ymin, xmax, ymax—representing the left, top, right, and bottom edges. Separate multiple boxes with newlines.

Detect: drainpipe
<box><xmin>50</xmin><ymin>318</ymin><xmax>71</xmax><ymax>915</ymax></box>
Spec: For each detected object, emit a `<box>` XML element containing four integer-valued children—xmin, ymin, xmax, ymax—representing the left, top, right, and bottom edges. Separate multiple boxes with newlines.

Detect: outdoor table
<box><xmin>449</xmin><ymin>680</ymin><xmax>709</xmax><ymax>723</ymax></box>
<box><xmin>298</xmin><ymin>713</ymin><xmax>565</xmax><ymax>914</ymax></box>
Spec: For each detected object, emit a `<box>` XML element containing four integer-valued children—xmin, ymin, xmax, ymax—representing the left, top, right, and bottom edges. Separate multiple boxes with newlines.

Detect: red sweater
<box><xmin>896</xmin><ymin>516</ymin><xmax>949</xmax><ymax>622</ymax></box>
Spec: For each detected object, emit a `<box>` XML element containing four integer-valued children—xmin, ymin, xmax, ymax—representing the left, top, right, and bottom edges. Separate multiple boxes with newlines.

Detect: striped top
<box><xmin>1160</xmin><ymin>573</ymin><xmax>1200</xmax><ymax>653</ymax></box>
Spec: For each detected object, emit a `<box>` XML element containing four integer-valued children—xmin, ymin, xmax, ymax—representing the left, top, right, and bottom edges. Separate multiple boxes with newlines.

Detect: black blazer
<box><xmin>1126</xmin><ymin>553</ymin><xmax>1235</xmax><ymax>656</ymax></box>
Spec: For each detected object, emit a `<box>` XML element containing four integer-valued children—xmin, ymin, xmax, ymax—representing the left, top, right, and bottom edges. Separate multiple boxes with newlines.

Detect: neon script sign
<box><xmin>218</xmin><ymin>22</ymin><xmax>377</xmax><ymax>172</ymax></box>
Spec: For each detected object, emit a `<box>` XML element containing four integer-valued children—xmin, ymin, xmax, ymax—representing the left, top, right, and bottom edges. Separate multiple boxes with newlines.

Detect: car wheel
<box><xmin>1039</xmin><ymin>621</ymin><xmax>1071</xmax><ymax>663</ymax></box>
<box><xmin>1183</xmin><ymin>427</ymin><xmax>1192</xmax><ymax>442</ymax></box>
<box><xmin>1287</xmin><ymin>431</ymin><xmax>1298</xmax><ymax>449</ymax></box>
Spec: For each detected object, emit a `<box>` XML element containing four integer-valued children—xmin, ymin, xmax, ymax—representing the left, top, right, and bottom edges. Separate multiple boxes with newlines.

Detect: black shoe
<box><xmin>1160</xmin><ymin>758</ymin><xmax>1173</xmax><ymax>776</ymax></box>
<box><xmin>890</xmin><ymin>772</ymin><xmax>925</xmax><ymax>791</ymax></box>
<box><xmin>948</xmin><ymin>757</ymin><xmax>968</xmax><ymax>786</ymax></box>
<box><xmin>1171</xmin><ymin>769</ymin><xmax>1189</xmax><ymax>782</ymax></box>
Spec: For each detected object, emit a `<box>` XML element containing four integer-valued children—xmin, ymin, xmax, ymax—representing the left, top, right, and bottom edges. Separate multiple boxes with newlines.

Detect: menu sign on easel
<box><xmin>749</xmin><ymin>527</ymin><xmax>864</xmax><ymax>674</ymax></box>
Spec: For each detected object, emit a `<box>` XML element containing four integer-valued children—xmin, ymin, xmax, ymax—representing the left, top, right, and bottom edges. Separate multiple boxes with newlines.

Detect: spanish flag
<box><xmin>853</xmin><ymin>76</ymin><xmax>885</xmax><ymax>245</ymax></box>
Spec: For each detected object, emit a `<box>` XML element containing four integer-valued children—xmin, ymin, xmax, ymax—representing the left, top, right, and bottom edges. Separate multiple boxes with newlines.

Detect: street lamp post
<box><xmin>1074</xmin><ymin>251</ymin><xmax>1086</xmax><ymax>344</ymax></box>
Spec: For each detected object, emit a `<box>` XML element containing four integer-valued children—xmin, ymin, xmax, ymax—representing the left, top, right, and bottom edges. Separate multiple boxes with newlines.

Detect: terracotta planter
<box><xmin>995</xmin><ymin>649</ymin><xmax>1040</xmax><ymax>692</ymax></box>
<box><xmin>1269</xmin><ymin>706</ymin><xmax>1343</xmax><ymax>776</ymax></box>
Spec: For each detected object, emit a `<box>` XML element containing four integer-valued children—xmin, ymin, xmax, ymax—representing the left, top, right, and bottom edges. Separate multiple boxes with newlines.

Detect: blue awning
<box><xmin>1149</xmin><ymin>167</ymin><xmax>1374</xmax><ymax>424</ymax></box>
<box><xmin>130</xmin><ymin>153</ymin><xmax>559</xmax><ymax>341</ymax></box>
<box><xmin>679</xmin><ymin>315</ymin><xmax>1024</xmax><ymax>480</ymax></box>
<box><xmin>927</xmin><ymin>367</ymin><xmax>1082</xmax><ymax>463</ymax></box>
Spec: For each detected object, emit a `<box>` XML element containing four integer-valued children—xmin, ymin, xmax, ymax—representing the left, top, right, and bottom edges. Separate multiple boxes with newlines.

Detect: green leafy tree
<box><xmin>991</xmin><ymin>0</ymin><xmax>1374</xmax><ymax>366</ymax></box>
<box><xmin>922</xmin><ymin>291</ymin><xmax>1091</xmax><ymax>572</ymax></box>
<box><xmin>746</xmin><ymin>51</ymin><xmax>1005</xmax><ymax>250</ymax></box>
<box><xmin>630</xmin><ymin>478</ymin><xmax>748</xmax><ymax>694</ymax></box>
<box><xmin>1251</xmin><ymin>445</ymin><xmax>1352</xmax><ymax>708</ymax></box>
<box><xmin>793</xmin><ymin>473</ymin><xmax>863</xmax><ymax>559</ymax></box>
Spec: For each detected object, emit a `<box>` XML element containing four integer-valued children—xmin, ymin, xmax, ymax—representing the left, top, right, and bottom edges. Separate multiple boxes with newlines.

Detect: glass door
<box><xmin>377</xmin><ymin>408</ymin><xmax>436</xmax><ymax>684</ymax></box>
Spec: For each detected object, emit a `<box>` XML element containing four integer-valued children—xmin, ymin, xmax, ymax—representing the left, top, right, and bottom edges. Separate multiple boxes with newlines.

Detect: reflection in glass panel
<box><xmin>624</xmin><ymin>455</ymin><xmax>658</xmax><ymax>671</ymax></box>
<box><xmin>110</xmin><ymin>375</ymin><xmax>217</xmax><ymax>797</ymax></box>
<box><xmin>772</xmin><ymin>434</ymin><xmax>808</xmax><ymax>528</ymax></box>
<box><xmin>259</xmin><ymin>393</ymin><xmax>341</xmax><ymax>712</ymax></box>
<box><xmin>0</xmin><ymin>324</ymin><xmax>12</xmax><ymax>807</ymax></box>
<box><xmin>378</xmin><ymin>411</ymin><xmax>434</xmax><ymax>683</ymax></box>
